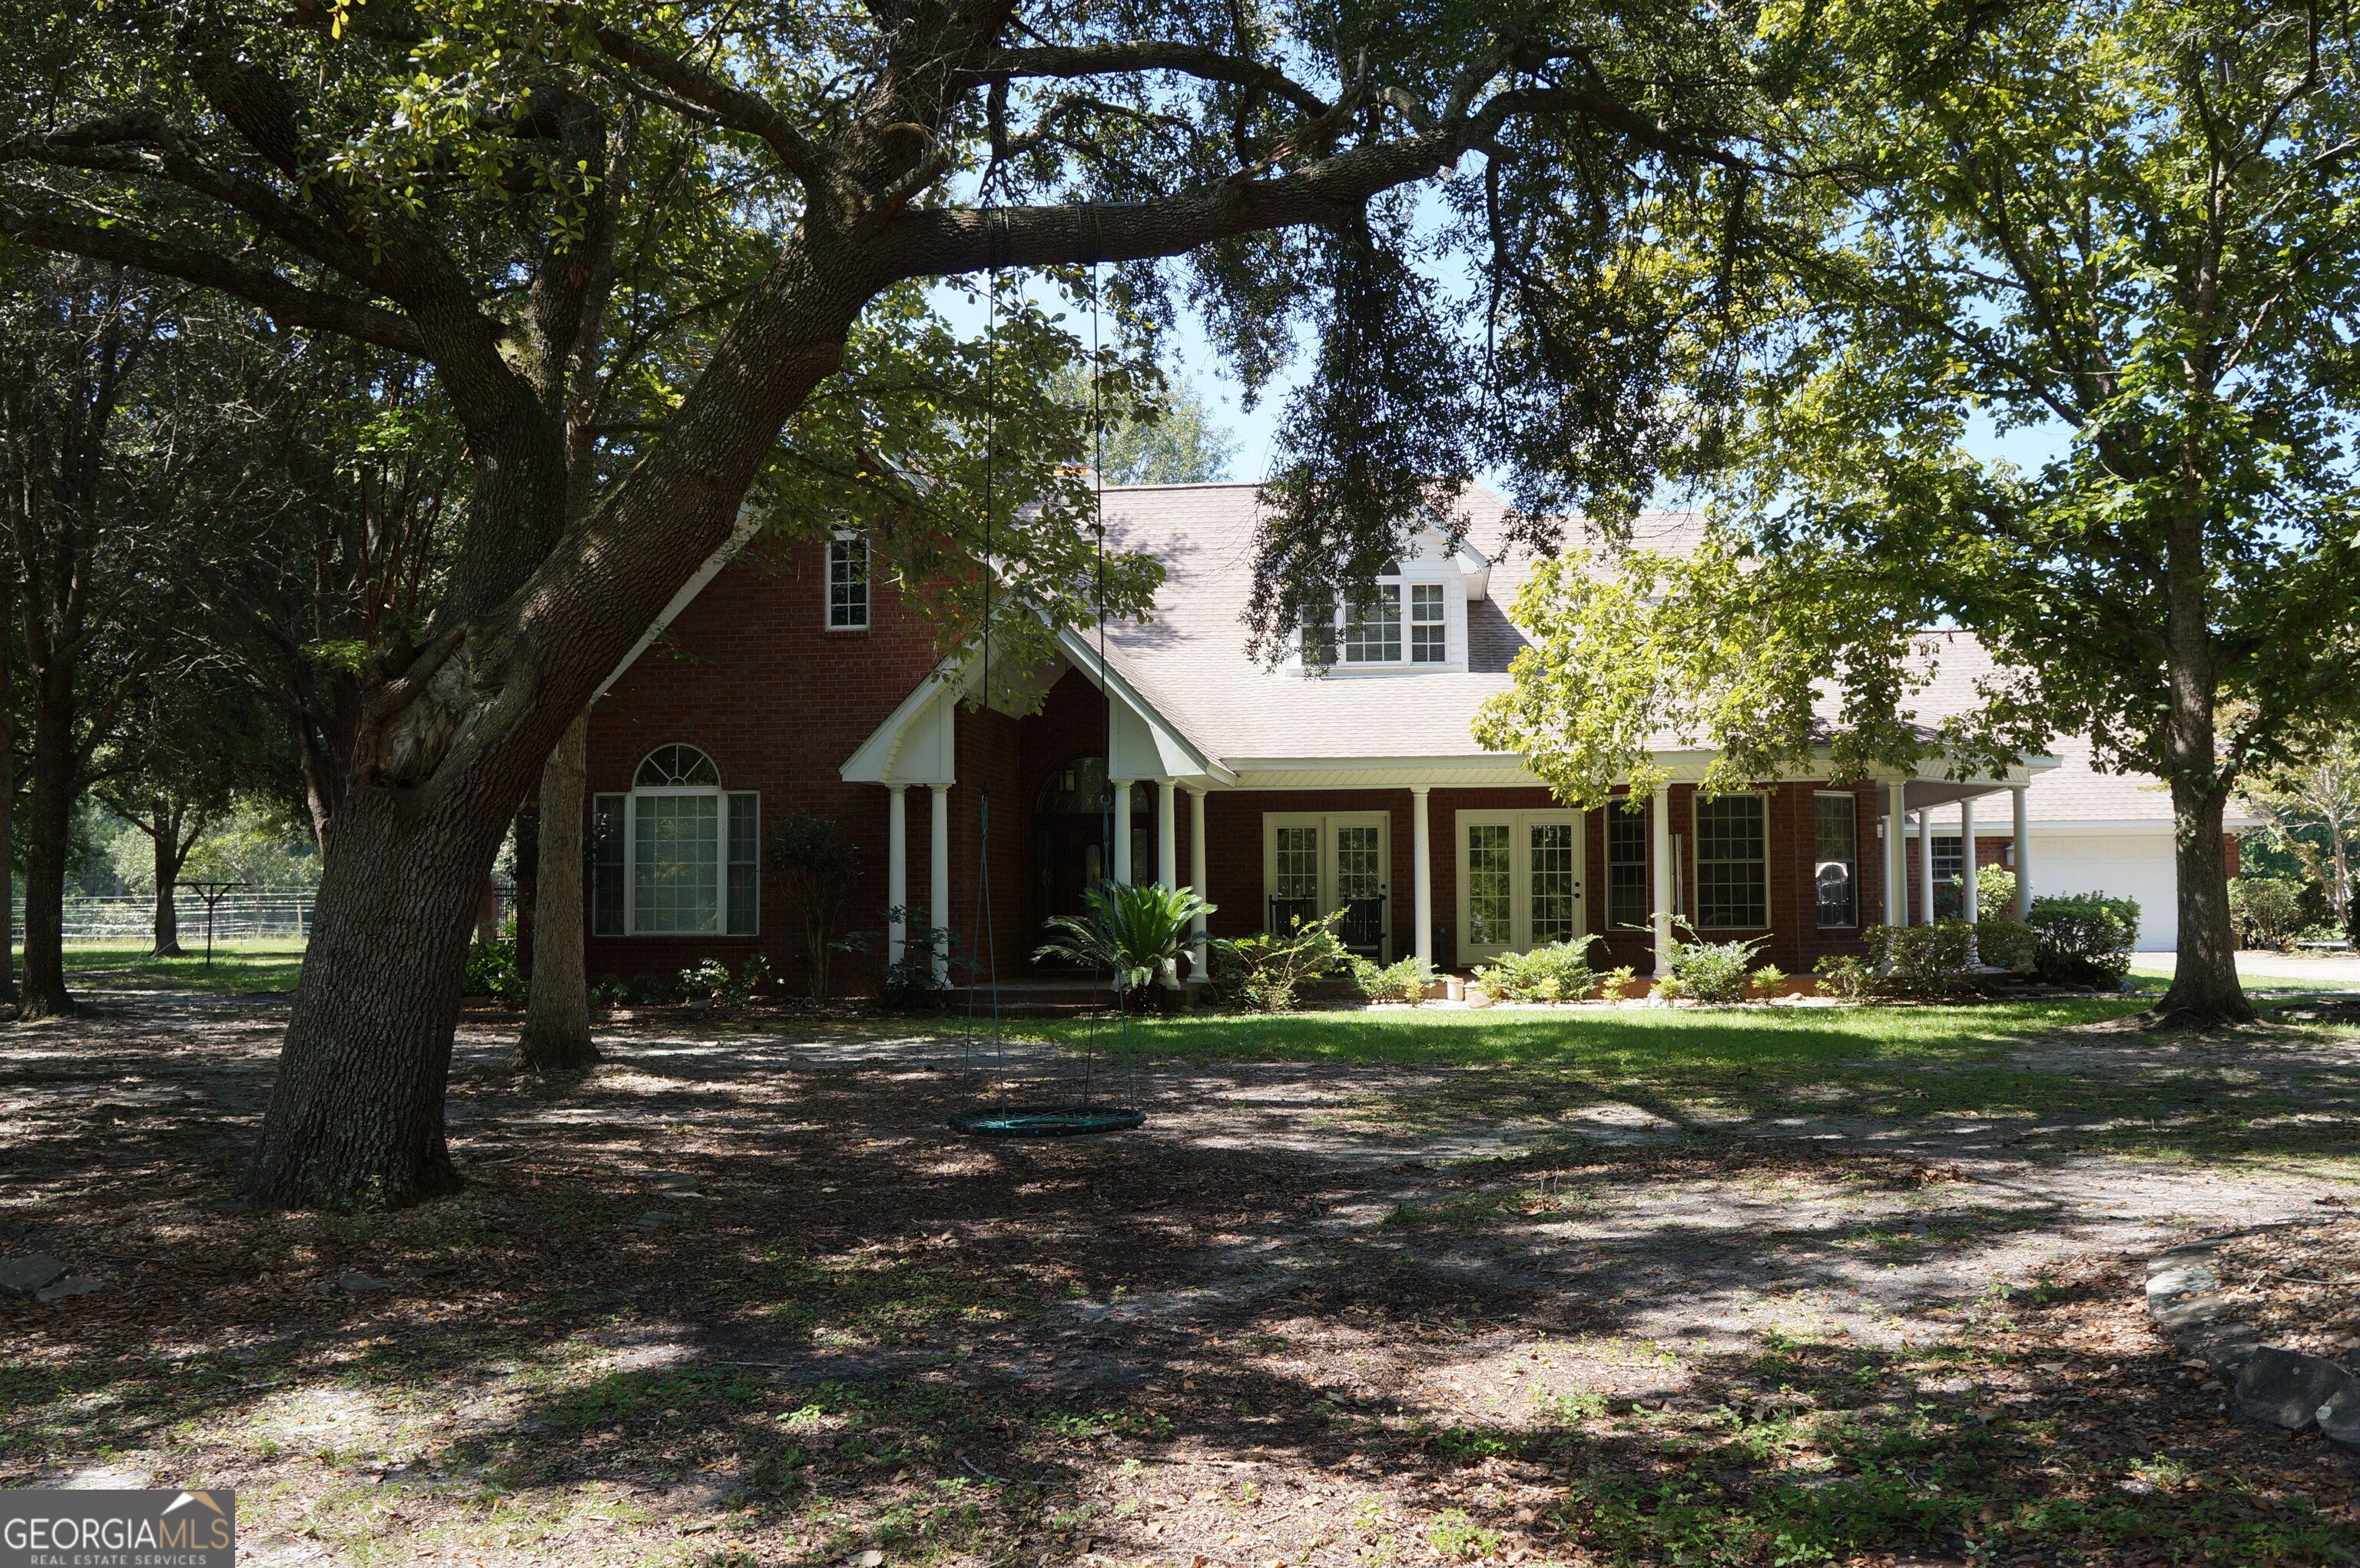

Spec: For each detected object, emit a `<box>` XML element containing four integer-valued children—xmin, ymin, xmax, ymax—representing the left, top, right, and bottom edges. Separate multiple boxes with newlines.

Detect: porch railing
<box><xmin>1265</xmin><ymin>894</ymin><xmax>1388</xmax><ymax>956</ymax></box>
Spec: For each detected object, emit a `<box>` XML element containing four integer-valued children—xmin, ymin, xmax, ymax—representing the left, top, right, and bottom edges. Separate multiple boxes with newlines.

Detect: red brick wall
<box><xmin>585</xmin><ymin>545</ymin><xmax>1971</xmax><ymax>990</ymax></box>
<box><xmin>583</xmin><ymin>539</ymin><xmax>944</xmax><ymax>993</ymax></box>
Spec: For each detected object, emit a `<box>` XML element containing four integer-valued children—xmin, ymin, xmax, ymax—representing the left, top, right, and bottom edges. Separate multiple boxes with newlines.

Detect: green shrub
<box><xmin>1864</xmin><ymin>920</ymin><xmax>1977</xmax><ymax>997</ymax></box>
<box><xmin>1208</xmin><ymin>908</ymin><xmax>1351</xmax><ymax>1013</ymax></box>
<box><xmin>2229</xmin><ymin>877</ymin><xmax>2308</xmax><ymax>950</ymax></box>
<box><xmin>1748</xmin><ymin>963</ymin><xmax>1786</xmax><ymax>998</ymax></box>
<box><xmin>1599</xmin><ymin>963</ymin><xmax>1639</xmax><ymax>1000</ymax></box>
<box><xmin>1036</xmin><ymin>880</ymin><xmax>1215</xmax><ymax>993</ymax></box>
<box><xmin>678</xmin><ymin>953</ymin><xmax>775</xmax><ymax>1006</ymax></box>
<box><xmin>1659</xmin><ymin>923</ymin><xmax>1766</xmax><ymax>1004</ymax></box>
<box><xmin>2027</xmin><ymin>891</ymin><xmax>2140</xmax><ymax>986</ymax></box>
<box><xmin>1349</xmin><ymin>953</ymin><xmax>1435</xmax><ymax>1004</ymax></box>
<box><xmin>766</xmin><ymin>811</ymin><xmax>863</xmax><ymax>1000</ymax></box>
<box><xmin>1814</xmin><ymin>953</ymin><xmax>1871</xmax><ymax>1000</ymax></box>
<box><xmin>1976</xmin><ymin>917</ymin><xmax>2037</xmax><ymax>973</ymax></box>
<box><xmin>1977</xmin><ymin>865</ymin><xmax>2019</xmax><ymax>921</ymax></box>
<box><xmin>462</xmin><ymin>940</ymin><xmax>522</xmax><ymax>1003</ymax></box>
<box><xmin>1472</xmin><ymin>938</ymin><xmax>1599</xmax><ymax>1003</ymax></box>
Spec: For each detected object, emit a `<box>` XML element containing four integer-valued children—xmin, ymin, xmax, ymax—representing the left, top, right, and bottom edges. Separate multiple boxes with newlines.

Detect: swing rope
<box><xmin>946</xmin><ymin>204</ymin><xmax>1142</xmax><ymax>1139</ymax></box>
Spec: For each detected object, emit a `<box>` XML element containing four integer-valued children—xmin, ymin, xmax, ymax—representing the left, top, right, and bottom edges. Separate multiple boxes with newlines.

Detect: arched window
<box><xmin>591</xmin><ymin>747</ymin><xmax>758</xmax><ymax>936</ymax></box>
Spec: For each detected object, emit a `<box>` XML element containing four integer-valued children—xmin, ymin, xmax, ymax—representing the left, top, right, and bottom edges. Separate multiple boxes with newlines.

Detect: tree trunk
<box><xmin>512</xmin><ymin>712</ymin><xmax>594</xmax><ymax>1072</ymax></box>
<box><xmin>17</xmin><ymin>676</ymin><xmax>75</xmax><ymax>1019</ymax></box>
<box><xmin>151</xmin><ymin>820</ymin><xmax>186</xmax><ymax>957</ymax></box>
<box><xmin>2155</xmin><ymin>773</ymin><xmax>2252</xmax><ymax>1026</ymax></box>
<box><xmin>0</xmin><ymin>592</ymin><xmax>15</xmax><ymax>1005</ymax></box>
<box><xmin>510</xmin><ymin>797</ymin><xmax>539</xmax><ymax>985</ymax></box>
<box><xmin>237</xmin><ymin>783</ymin><xmax>494</xmax><ymax>1208</ymax></box>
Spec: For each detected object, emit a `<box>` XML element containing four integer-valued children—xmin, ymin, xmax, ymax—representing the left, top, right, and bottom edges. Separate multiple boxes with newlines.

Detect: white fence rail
<box><xmin>22</xmin><ymin>893</ymin><xmax>320</xmax><ymax>943</ymax></box>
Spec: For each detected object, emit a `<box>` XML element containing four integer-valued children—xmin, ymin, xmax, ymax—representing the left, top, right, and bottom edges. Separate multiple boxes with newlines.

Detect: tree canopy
<box><xmin>1476</xmin><ymin>0</ymin><xmax>2360</xmax><ymax>1023</ymax></box>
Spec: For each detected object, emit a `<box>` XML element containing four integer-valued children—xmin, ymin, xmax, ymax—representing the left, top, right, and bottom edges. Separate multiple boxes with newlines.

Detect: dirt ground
<box><xmin>3</xmin><ymin>990</ymin><xmax>2358</xmax><ymax>1567</ymax></box>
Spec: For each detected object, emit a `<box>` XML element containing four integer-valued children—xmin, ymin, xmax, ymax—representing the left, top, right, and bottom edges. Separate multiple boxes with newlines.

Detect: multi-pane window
<box><xmin>1410</xmin><ymin>582</ymin><xmax>1447</xmax><ymax>662</ymax></box>
<box><xmin>1693</xmin><ymin>794</ymin><xmax>1768</xmax><ymax>929</ymax></box>
<box><xmin>591</xmin><ymin>746</ymin><xmax>760</xmax><ymax>936</ymax></box>
<box><xmin>635</xmin><ymin>793</ymin><xmax>719</xmax><ymax>933</ymax></box>
<box><xmin>1274</xmin><ymin>825</ymin><xmax>1320</xmax><ymax>907</ymax></box>
<box><xmin>1341</xmin><ymin>585</ymin><xmax>1402</xmax><ymax>662</ymax></box>
<box><xmin>1931</xmin><ymin>834</ymin><xmax>1964</xmax><ymax>917</ymax></box>
<box><xmin>1336</xmin><ymin>825</ymin><xmax>1384</xmax><ymax>902</ymax></box>
<box><xmin>1814</xmin><ymin>793</ymin><xmax>1857</xmax><ymax>928</ymax></box>
<box><xmin>827</xmin><ymin>533</ymin><xmax>870</xmax><ymax>628</ymax></box>
<box><xmin>1606</xmin><ymin>804</ymin><xmax>1649</xmax><ymax>930</ymax></box>
<box><xmin>1467</xmin><ymin>824</ymin><xmax>1513</xmax><ymax>945</ymax></box>
<box><xmin>1529</xmin><ymin>822</ymin><xmax>1578</xmax><ymax>944</ymax></box>
<box><xmin>591</xmin><ymin>795</ymin><xmax>626</xmax><ymax>935</ymax></box>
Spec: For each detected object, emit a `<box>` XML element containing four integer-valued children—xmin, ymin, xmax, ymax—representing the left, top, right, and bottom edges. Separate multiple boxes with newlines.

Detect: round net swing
<box><xmin>948</xmin><ymin>213</ymin><xmax>1145</xmax><ymax>1141</ymax></box>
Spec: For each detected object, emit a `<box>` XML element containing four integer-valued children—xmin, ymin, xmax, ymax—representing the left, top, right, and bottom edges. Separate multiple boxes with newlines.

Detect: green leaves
<box><xmin>1032</xmin><ymin>879</ymin><xmax>1213</xmax><ymax>993</ymax></box>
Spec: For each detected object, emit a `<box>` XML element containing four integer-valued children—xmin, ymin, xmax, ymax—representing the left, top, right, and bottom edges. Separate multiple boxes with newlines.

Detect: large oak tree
<box><xmin>0</xmin><ymin>0</ymin><xmax>1762</xmax><ymax>1205</ymax></box>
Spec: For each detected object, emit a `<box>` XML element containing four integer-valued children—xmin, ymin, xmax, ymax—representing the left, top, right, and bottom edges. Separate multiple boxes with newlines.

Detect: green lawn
<box><xmin>26</xmin><ymin>939</ymin><xmax>307</xmax><ymax>995</ymax></box>
<box><xmin>1013</xmin><ymin>996</ymin><xmax>2360</xmax><ymax>1172</ymax></box>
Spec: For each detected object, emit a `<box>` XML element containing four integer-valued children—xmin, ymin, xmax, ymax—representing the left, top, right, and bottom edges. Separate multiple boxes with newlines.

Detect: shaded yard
<box><xmin>2</xmin><ymin>990</ymin><xmax>2357</xmax><ymax>1567</ymax></box>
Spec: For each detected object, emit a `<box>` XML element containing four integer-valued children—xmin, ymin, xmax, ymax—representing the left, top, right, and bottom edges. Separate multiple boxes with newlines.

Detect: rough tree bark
<box><xmin>2150</xmin><ymin>490</ymin><xmax>2252</xmax><ymax>1026</ymax></box>
<box><xmin>149</xmin><ymin>805</ymin><xmax>190</xmax><ymax>957</ymax></box>
<box><xmin>512</xmin><ymin>712</ymin><xmax>592</xmax><ymax>1072</ymax></box>
<box><xmin>17</xmin><ymin>670</ymin><xmax>75</xmax><ymax>1019</ymax></box>
<box><xmin>0</xmin><ymin>591</ymin><xmax>15</xmax><ymax>1006</ymax></box>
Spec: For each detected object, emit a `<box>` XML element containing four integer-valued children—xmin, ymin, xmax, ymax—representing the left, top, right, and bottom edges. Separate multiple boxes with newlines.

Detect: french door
<box><xmin>1262</xmin><ymin>811</ymin><xmax>1391</xmax><ymax>957</ymax></box>
<box><xmin>1457</xmin><ymin>811</ymin><xmax>1586</xmax><ymax>961</ymax></box>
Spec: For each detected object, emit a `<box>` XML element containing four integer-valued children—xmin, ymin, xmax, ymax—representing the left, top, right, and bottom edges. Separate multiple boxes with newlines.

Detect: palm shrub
<box><xmin>2026</xmin><ymin>892</ymin><xmax>2140</xmax><ymax>986</ymax></box>
<box><xmin>767</xmin><ymin>811</ymin><xmax>863</xmax><ymax>1001</ymax></box>
<box><xmin>1472</xmin><ymin>938</ymin><xmax>1599</xmax><ymax>1003</ymax></box>
<box><xmin>1208</xmin><ymin>908</ymin><xmax>1351</xmax><ymax>1013</ymax></box>
<box><xmin>1036</xmin><ymin>880</ymin><xmax>1215</xmax><ymax>994</ymax></box>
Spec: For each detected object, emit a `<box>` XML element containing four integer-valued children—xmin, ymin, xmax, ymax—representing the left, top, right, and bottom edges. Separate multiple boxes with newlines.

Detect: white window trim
<box><xmin>1298</xmin><ymin>569</ymin><xmax>1464</xmax><ymax>675</ymax></box>
<box><xmin>1262</xmin><ymin>811</ymin><xmax>1391</xmax><ymax>955</ymax></box>
<box><xmin>618</xmin><ymin>784</ymin><xmax>759</xmax><ymax>937</ymax></box>
<box><xmin>1692</xmin><ymin>791</ymin><xmax>1771</xmax><ymax>931</ymax></box>
<box><xmin>827</xmin><ymin>531</ymin><xmax>870</xmax><ymax>631</ymax></box>
<box><xmin>1456</xmin><ymin>810</ymin><xmax>1587</xmax><ymax>960</ymax></box>
<box><xmin>1812</xmin><ymin>790</ymin><xmax>1861</xmax><ymax>930</ymax></box>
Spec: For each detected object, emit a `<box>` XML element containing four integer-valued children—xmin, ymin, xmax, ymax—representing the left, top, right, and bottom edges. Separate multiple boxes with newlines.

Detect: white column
<box><xmin>1157</xmin><ymin>779</ymin><xmax>1178</xmax><ymax>889</ymax></box>
<box><xmin>1411</xmin><ymin>786</ymin><xmax>1434</xmax><ymax>966</ymax></box>
<box><xmin>1111</xmin><ymin>779</ymin><xmax>1135</xmax><ymax>883</ymax></box>
<box><xmin>929</xmin><ymin>784</ymin><xmax>950</xmax><ymax>983</ymax></box>
<box><xmin>1960</xmin><ymin>795</ymin><xmax>1978</xmax><ymax>926</ymax></box>
<box><xmin>887</xmin><ymin>784</ymin><xmax>909</xmax><ymax>965</ymax></box>
<box><xmin>1914</xmin><ymin>807</ymin><xmax>1934</xmax><ymax>924</ymax></box>
<box><xmin>1188</xmin><ymin>787</ymin><xmax>1209</xmax><ymax>979</ymax></box>
<box><xmin>1887</xmin><ymin>783</ymin><xmax>1908</xmax><ymax>930</ymax></box>
<box><xmin>2012</xmin><ymin>784</ymin><xmax>2033</xmax><ymax>920</ymax></box>
<box><xmin>1650</xmin><ymin>784</ymin><xmax>1673</xmax><ymax>971</ymax></box>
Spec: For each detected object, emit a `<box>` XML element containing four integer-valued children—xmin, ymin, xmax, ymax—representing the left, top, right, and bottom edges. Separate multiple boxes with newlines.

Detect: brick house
<box><xmin>582</xmin><ymin>481</ymin><xmax>2228</xmax><ymax>993</ymax></box>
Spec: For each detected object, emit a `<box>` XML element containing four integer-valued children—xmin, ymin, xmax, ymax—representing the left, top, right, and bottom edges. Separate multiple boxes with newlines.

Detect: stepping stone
<box><xmin>635</xmin><ymin>1211</ymin><xmax>681</xmax><ymax>1231</ymax></box>
<box><xmin>339</xmin><ymin>1271</ymin><xmax>394</xmax><ymax>1292</ymax></box>
<box><xmin>35</xmin><ymin>1277</ymin><xmax>102</xmax><ymax>1303</ymax></box>
<box><xmin>650</xmin><ymin>1172</ymin><xmax>699</xmax><ymax>1192</ymax></box>
<box><xmin>0</xmin><ymin>1255</ymin><xmax>68</xmax><ymax>1296</ymax></box>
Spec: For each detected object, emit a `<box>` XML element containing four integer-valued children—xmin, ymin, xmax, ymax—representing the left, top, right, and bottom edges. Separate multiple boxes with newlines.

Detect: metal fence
<box><xmin>23</xmin><ymin>892</ymin><xmax>320</xmax><ymax>943</ymax></box>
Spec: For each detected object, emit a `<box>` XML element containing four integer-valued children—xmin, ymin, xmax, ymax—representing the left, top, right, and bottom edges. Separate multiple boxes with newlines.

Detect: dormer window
<box><xmin>1285</xmin><ymin>529</ymin><xmax>1481</xmax><ymax>678</ymax></box>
